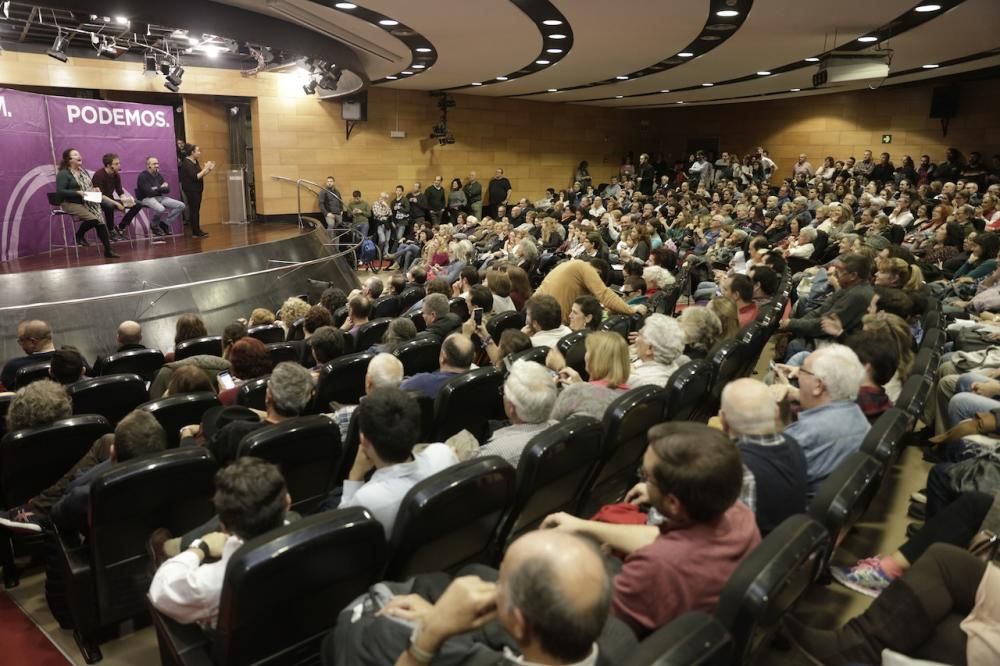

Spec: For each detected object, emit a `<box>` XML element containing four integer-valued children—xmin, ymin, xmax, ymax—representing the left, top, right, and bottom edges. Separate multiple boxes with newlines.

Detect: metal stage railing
<box><xmin>270</xmin><ymin>175</ymin><xmax>365</xmax><ymax>266</ymax></box>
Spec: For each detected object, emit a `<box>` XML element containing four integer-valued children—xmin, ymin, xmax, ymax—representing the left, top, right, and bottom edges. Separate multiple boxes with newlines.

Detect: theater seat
<box><xmin>138</xmin><ymin>392</ymin><xmax>221</xmax><ymax>449</ymax></box>
<box><xmin>236</xmin><ymin>376</ymin><xmax>269</xmax><ymax>411</ymax></box>
<box><xmin>265</xmin><ymin>342</ymin><xmax>300</xmax><ymax>366</ymax></box>
<box><xmin>247</xmin><ymin>324</ymin><xmax>285</xmax><ymax>345</ymax></box>
<box><xmin>504</xmin><ymin>345</ymin><xmax>549</xmax><ymax>368</ymax></box>
<box><xmin>600</xmin><ymin>315</ymin><xmax>631</xmax><ymax>340</ymax></box>
<box><xmin>355</xmin><ymin>317</ymin><xmax>393</xmax><ymax>352</ymax></box>
<box><xmin>174</xmin><ymin>336</ymin><xmax>223</xmax><ymax>360</ymax></box>
<box><xmin>311</xmin><ymin>352</ymin><xmax>374</xmax><ymax>413</ymax></box>
<box><xmin>97</xmin><ymin>349</ymin><xmax>165</xmax><ymax>382</ymax></box>
<box><xmin>895</xmin><ymin>373</ymin><xmax>933</xmax><ymax>419</ymax></box>
<box><xmin>433</xmin><ymin>367</ymin><xmax>505</xmax><ymax>442</ymax></box>
<box><xmin>67</xmin><ymin>374</ymin><xmax>148</xmax><ymax>425</ymax></box>
<box><xmin>237</xmin><ymin>415</ymin><xmax>342</xmax><ymax>514</ymax></box>
<box><xmin>708</xmin><ymin>338</ymin><xmax>752</xmax><ymax>404</ymax></box>
<box><xmin>808</xmin><ymin>451</ymin><xmax>884</xmax><ymax>572</ymax></box>
<box><xmin>664</xmin><ymin>360</ymin><xmax>714</xmax><ymax>422</ymax></box>
<box><xmin>738</xmin><ymin>323</ymin><xmax>770</xmax><ymax>377</ymax></box>
<box><xmin>859</xmin><ymin>408</ymin><xmax>909</xmax><ymax>465</ymax></box>
<box><xmin>151</xmin><ymin>507</ymin><xmax>386</xmax><ymax>666</ymax></box>
<box><xmin>393</xmin><ymin>337</ymin><xmax>441</xmax><ymax>376</ymax></box>
<box><xmin>909</xmin><ymin>347</ymin><xmax>940</xmax><ymax>379</ymax></box>
<box><xmin>332</xmin><ymin>306</ymin><xmax>349</xmax><ymax>329</ymax></box>
<box><xmin>714</xmin><ymin>514</ymin><xmax>830</xmax><ymax>666</ymax></box>
<box><xmin>286</xmin><ymin>317</ymin><xmax>306</xmax><ymax>342</ymax></box>
<box><xmin>449</xmin><ymin>297</ymin><xmax>470</xmax><ymax>322</ymax></box>
<box><xmin>495</xmin><ymin>415</ymin><xmax>603</xmax><ymax>550</ymax></box>
<box><xmin>399</xmin><ymin>286</ymin><xmax>424</xmax><ymax>311</ymax></box>
<box><xmin>371</xmin><ymin>294</ymin><xmax>402</xmax><ymax>319</ymax></box>
<box><xmin>385</xmin><ymin>456</ymin><xmax>515</xmax><ymax>580</ymax></box>
<box><xmin>14</xmin><ymin>362</ymin><xmax>52</xmax><ymax>389</ymax></box>
<box><xmin>557</xmin><ymin>330</ymin><xmax>590</xmax><ymax>381</ymax></box>
<box><xmin>407</xmin><ymin>310</ymin><xmax>426</xmax><ymax>332</ymax></box>
<box><xmin>625</xmin><ymin>612</ymin><xmax>732</xmax><ymax>666</ymax></box>
<box><xmin>486</xmin><ymin>310</ymin><xmax>524</xmax><ymax>340</ymax></box>
<box><xmin>58</xmin><ymin>447</ymin><xmax>218</xmax><ymax>663</ymax></box>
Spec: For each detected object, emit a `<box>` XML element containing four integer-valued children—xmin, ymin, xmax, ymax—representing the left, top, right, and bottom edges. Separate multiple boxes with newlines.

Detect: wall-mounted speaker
<box><xmin>341</xmin><ymin>92</ymin><xmax>368</xmax><ymax>121</ymax></box>
<box><xmin>929</xmin><ymin>85</ymin><xmax>959</xmax><ymax>119</ymax></box>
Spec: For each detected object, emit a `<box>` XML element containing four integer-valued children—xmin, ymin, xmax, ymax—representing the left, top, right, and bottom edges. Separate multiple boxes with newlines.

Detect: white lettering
<box><xmin>155</xmin><ymin>111</ymin><xmax>168</xmax><ymax>128</ymax></box>
<box><xmin>98</xmin><ymin>107</ymin><xmax>112</xmax><ymax>125</ymax></box>
<box><xmin>140</xmin><ymin>110</ymin><xmax>155</xmax><ymax>126</ymax></box>
<box><xmin>62</xmin><ymin>103</ymin><xmax>171</xmax><ymax>128</ymax></box>
<box><xmin>0</xmin><ymin>97</ymin><xmax>9</xmax><ymax>118</ymax></box>
<box><xmin>66</xmin><ymin>104</ymin><xmax>81</xmax><ymax>123</ymax></box>
<box><xmin>125</xmin><ymin>109</ymin><xmax>141</xmax><ymax>125</ymax></box>
<box><xmin>81</xmin><ymin>107</ymin><xmax>98</xmax><ymax>124</ymax></box>
<box><xmin>112</xmin><ymin>108</ymin><xmax>125</xmax><ymax>125</ymax></box>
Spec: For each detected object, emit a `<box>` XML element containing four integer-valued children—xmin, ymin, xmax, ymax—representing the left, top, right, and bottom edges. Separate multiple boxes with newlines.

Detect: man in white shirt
<box><xmin>149</xmin><ymin>458</ymin><xmax>289</xmax><ymax>627</ymax></box>
<box><xmin>338</xmin><ymin>387</ymin><xmax>457</xmax><ymax>536</ymax></box>
<box><xmin>472</xmin><ymin>360</ymin><xmax>557</xmax><ymax>466</ymax></box>
<box><xmin>523</xmin><ymin>294</ymin><xmax>572</xmax><ymax>348</ymax></box>
<box><xmin>888</xmin><ymin>196</ymin><xmax>915</xmax><ymax>229</ymax></box>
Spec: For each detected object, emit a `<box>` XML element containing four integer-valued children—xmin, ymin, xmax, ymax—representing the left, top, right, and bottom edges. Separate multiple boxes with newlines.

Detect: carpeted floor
<box><xmin>0</xmin><ymin>587</ymin><xmax>73</xmax><ymax>665</ymax></box>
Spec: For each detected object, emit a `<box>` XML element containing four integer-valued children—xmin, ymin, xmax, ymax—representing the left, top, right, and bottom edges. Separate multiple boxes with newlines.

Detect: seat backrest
<box><xmin>332</xmin><ymin>305</ymin><xmax>349</xmax><ymax>329</ymax></box>
<box><xmin>557</xmin><ymin>330</ymin><xmax>591</xmax><ymax>381</ymax></box>
<box><xmin>387</xmin><ymin>456</ymin><xmax>515</xmax><ymax>579</ymax></box>
<box><xmin>433</xmin><ymin>367</ymin><xmax>505</xmax><ymax>442</ymax></box>
<box><xmin>355</xmin><ymin>317</ymin><xmax>393</xmax><ymax>352</ymax></box>
<box><xmin>237</xmin><ymin>415</ymin><xmax>342</xmax><ymax>514</ymax></box>
<box><xmin>236</xmin><ymin>376</ymin><xmax>270</xmax><ymax>410</ymax></box>
<box><xmin>371</xmin><ymin>294</ymin><xmax>402</xmax><ymax>319</ymax></box>
<box><xmin>504</xmin><ymin>345</ymin><xmax>549</xmax><ymax>369</ymax></box>
<box><xmin>138</xmin><ymin>392</ymin><xmax>221</xmax><ymax>448</ymax></box>
<box><xmin>601</xmin><ymin>315</ymin><xmax>631</xmax><ymax>340</ymax></box>
<box><xmin>497</xmin><ymin>416</ymin><xmax>603</xmax><ymax>546</ymax></box>
<box><xmin>286</xmin><ymin>317</ymin><xmax>306</xmax><ymax>342</ymax></box>
<box><xmin>449</xmin><ymin>297</ymin><xmax>471</xmax><ymax>322</ymax></box>
<box><xmin>0</xmin><ymin>394</ymin><xmax>12</xmax><ymax>443</ymax></box>
<box><xmin>625</xmin><ymin>612</ymin><xmax>733</xmax><ymax>666</ymax></box>
<box><xmin>895</xmin><ymin>373</ymin><xmax>933</xmax><ymax>418</ymax></box>
<box><xmin>919</xmin><ymin>326</ymin><xmax>943</xmax><ymax>353</ymax></box>
<box><xmin>486</xmin><ymin>310</ymin><xmax>525</xmax><ymax>340</ymax></box>
<box><xmin>808</xmin><ymin>451</ymin><xmax>884</xmax><ymax>559</ymax></box>
<box><xmin>214</xmin><ymin>508</ymin><xmax>387</xmax><ymax>666</ymax></box>
<box><xmin>99</xmin><ymin>348</ymin><xmax>165</xmax><ymax>381</ymax></box>
<box><xmin>89</xmin><ymin>447</ymin><xmax>218</xmax><ymax>625</ymax></box>
<box><xmin>393</xmin><ymin>337</ymin><xmax>442</xmax><ymax>376</ymax></box>
<box><xmin>738</xmin><ymin>323</ymin><xmax>770</xmax><ymax>375</ymax></box>
<box><xmin>0</xmin><ymin>415</ymin><xmax>113</xmax><ymax>506</ymax></box>
<box><xmin>714</xmin><ymin>515</ymin><xmax>830</xmax><ymax>666</ymax></box>
<box><xmin>399</xmin><ymin>286</ymin><xmax>425</xmax><ymax>311</ymax></box>
<box><xmin>859</xmin><ymin>408</ymin><xmax>909</xmax><ymax>465</ymax></box>
<box><xmin>909</xmin><ymin>347</ymin><xmax>940</xmax><ymax>379</ymax></box>
<box><xmin>247</xmin><ymin>324</ymin><xmax>285</xmax><ymax>345</ymax></box>
<box><xmin>14</xmin><ymin>362</ymin><xmax>52</xmax><ymax>389</ymax></box>
<box><xmin>265</xmin><ymin>342</ymin><xmax>300</xmax><ymax>366</ymax></box>
<box><xmin>407</xmin><ymin>310</ymin><xmax>426</xmax><ymax>332</ymax></box>
<box><xmin>665</xmin><ymin>360</ymin><xmax>713</xmax><ymax>421</ymax></box>
<box><xmin>312</xmin><ymin>352</ymin><xmax>374</xmax><ymax>413</ymax></box>
<box><xmin>709</xmin><ymin>339</ymin><xmax>751</xmax><ymax>400</ymax></box>
<box><xmin>67</xmin><ymin>373</ymin><xmax>148</xmax><ymax>424</ymax></box>
<box><xmin>174</xmin><ymin>336</ymin><xmax>223</xmax><ymax>360</ymax></box>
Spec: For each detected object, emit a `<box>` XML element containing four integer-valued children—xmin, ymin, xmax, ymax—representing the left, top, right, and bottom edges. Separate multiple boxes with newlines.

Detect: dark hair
<box><xmin>213</xmin><ymin>457</ymin><xmax>288</xmax><ymax>540</ymax></box>
<box><xmin>222</xmin><ymin>321</ymin><xmax>248</xmax><ymax>349</ymax></box>
<box><xmin>582</xmin><ymin>257</ymin><xmax>611</xmax><ymax>284</ymax></box>
<box><xmin>409</xmin><ymin>266</ymin><xmax>428</xmax><ymax>285</ymax></box>
<box><xmin>101</xmin><ymin>153</ymin><xmax>119</xmax><ymax>167</ymax></box>
<box><xmin>50</xmin><ymin>347</ymin><xmax>84</xmax><ymax>384</ymax></box>
<box><xmin>166</xmin><ymin>365</ymin><xmax>214</xmax><ymax>395</ymax></box>
<box><xmin>498</xmin><ymin>329</ymin><xmax>532</xmax><ymax>361</ymax></box>
<box><xmin>750</xmin><ymin>265</ymin><xmax>779</xmax><ymax>297</ymax></box>
<box><xmin>727</xmin><ymin>274</ymin><xmax>754</xmax><ymax>303</ymax></box>
<box><xmin>182</xmin><ymin>143</ymin><xmax>197</xmax><ymax>158</ymax></box>
<box><xmin>624</xmin><ymin>275</ymin><xmax>646</xmax><ymax>296</ymax></box>
<box><xmin>349</xmin><ymin>295</ymin><xmax>372</xmax><ymax>319</ymax></box>
<box><xmin>303</xmin><ymin>305</ymin><xmax>333</xmax><ymax>334</ymax></box>
<box><xmin>357</xmin><ymin>387</ymin><xmax>422</xmax><ymax>463</ymax></box>
<box><xmin>442</xmin><ymin>334</ymin><xmax>474</xmax><ymax>368</ymax></box>
<box><xmin>460</xmin><ymin>265</ymin><xmax>480</xmax><ymax>286</ymax></box>
<box><xmin>763</xmin><ymin>253</ymin><xmax>787</xmax><ymax>274</ymax></box>
<box><xmin>972</xmin><ymin>232</ymin><xmax>1000</xmax><ymax>261</ymax></box>
<box><xmin>647</xmin><ymin>422</ymin><xmax>743</xmax><ymax>523</ymax></box>
<box><xmin>649</xmin><ymin>247</ymin><xmax>678</xmax><ymax>271</ymax></box>
<box><xmin>352</xmin><ymin>190</ymin><xmax>361</xmax><ymax>198</ymax></box>
<box><xmin>573</xmin><ymin>295</ymin><xmax>603</xmax><ymax>330</ymax></box>
<box><xmin>623</xmin><ymin>259</ymin><xmax>645</xmax><ymax>278</ymax></box>
<box><xmin>941</xmin><ymin>221</ymin><xmax>965</xmax><ymax>249</ymax></box>
<box><xmin>388</xmin><ymin>273</ymin><xmax>406</xmax><ymax>295</ymax></box>
<box><xmin>174</xmin><ymin>314</ymin><xmax>207</xmax><ymax>345</ymax></box>
<box><xmin>468</xmin><ymin>284</ymin><xmax>494</xmax><ymax>312</ymax></box>
<box><xmin>840</xmin><ymin>253</ymin><xmax>873</xmax><ymax>282</ymax></box>
<box><xmin>425</xmin><ymin>278</ymin><xmax>450</xmax><ymax>296</ymax></box>
<box><xmin>228</xmin><ymin>337</ymin><xmax>273</xmax><ymax>380</ymax></box>
<box><xmin>872</xmin><ymin>286</ymin><xmax>913</xmax><ymax>319</ymax></box>
<box><xmin>320</xmin><ymin>287</ymin><xmax>348</xmax><ymax>313</ymax></box>
<box><xmin>847</xmin><ymin>331</ymin><xmax>899</xmax><ymax>386</ymax></box>
<box><xmin>526</xmin><ymin>294</ymin><xmax>563</xmax><ymax>331</ymax></box>
<box><xmin>58</xmin><ymin>147</ymin><xmax>77</xmax><ymax>170</ymax></box>
<box><xmin>308</xmin><ymin>326</ymin><xmax>345</xmax><ymax>364</ymax></box>
<box><xmin>113</xmin><ymin>410</ymin><xmax>167</xmax><ymax>461</ymax></box>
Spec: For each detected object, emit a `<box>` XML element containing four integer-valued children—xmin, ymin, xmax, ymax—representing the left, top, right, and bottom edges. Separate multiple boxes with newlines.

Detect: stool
<box><xmin>46</xmin><ymin>192</ymin><xmax>80</xmax><ymax>259</ymax></box>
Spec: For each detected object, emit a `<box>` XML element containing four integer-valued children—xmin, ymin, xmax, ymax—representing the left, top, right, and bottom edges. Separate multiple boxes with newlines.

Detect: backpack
<box><xmin>358</xmin><ymin>238</ymin><xmax>378</xmax><ymax>263</ymax></box>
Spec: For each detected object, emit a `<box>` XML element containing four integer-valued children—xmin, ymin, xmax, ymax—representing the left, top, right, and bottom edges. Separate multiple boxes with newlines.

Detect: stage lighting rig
<box><xmin>46</xmin><ymin>31</ymin><xmax>68</xmax><ymax>62</ymax></box>
<box><xmin>428</xmin><ymin>92</ymin><xmax>456</xmax><ymax>146</ymax></box>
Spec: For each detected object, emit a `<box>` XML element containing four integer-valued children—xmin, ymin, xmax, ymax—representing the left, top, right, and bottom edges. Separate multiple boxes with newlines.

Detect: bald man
<box><xmin>330</xmin><ymin>531</ymin><xmax>633</xmax><ymax>665</ymax></box>
<box><xmin>2</xmin><ymin>320</ymin><xmax>56</xmax><ymax>390</ymax></box>
<box><xmin>720</xmin><ymin>378</ymin><xmax>808</xmax><ymax>534</ymax></box>
<box><xmin>399</xmin><ymin>333</ymin><xmax>474</xmax><ymax>399</ymax></box>
<box><xmin>93</xmin><ymin>320</ymin><xmax>146</xmax><ymax>376</ymax></box>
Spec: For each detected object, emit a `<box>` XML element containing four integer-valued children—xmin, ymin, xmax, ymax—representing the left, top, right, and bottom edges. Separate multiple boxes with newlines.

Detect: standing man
<box><xmin>137</xmin><ymin>156</ymin><xmax>185</xmax><ymax>237</ymax></box>
<box><xmin>347</xmin><ymin>191</ymin><xmax>371</xmax><ymax>238</ymax></box>
<box><xmin>179</xmin><ymin>144</ymin><xmax>214</xmax><ymax>238</ymax></box>
<box><xmin>92</xmin><ymin>153</ymin><xmax>142</xmax><ymax>241</ymax></box>
<box><xmin>487</xmin><ymin>168</ymin><xmax>512</xmax><ymax>220</ymax></box>
<box><xmin>318</xmin><ymin>176</ymin><xmax>343</xmax><ymax>230</ymax></box>
<box><xmin>792</xmin><ymin>153</ymin><xmax>814</xmax><ymax>179</ymax></box>
<box><xmin>424</xmin><ymin>176</ymin><xmax>445</xmax><ymax>226</ymax></box>
<box><xmin>636</xmin><ymin>153</ymin><xmax>656</xmax><ymax>196</ymax></box>
<box><xmin>463</xmin><ymin>171</ymin><xmax>482</xmax><ymax>219</ymax></box>
<box><xmin>408</xmin><ymin>182</ymin><xmax>427</xmax><ymax>225</ymax></box>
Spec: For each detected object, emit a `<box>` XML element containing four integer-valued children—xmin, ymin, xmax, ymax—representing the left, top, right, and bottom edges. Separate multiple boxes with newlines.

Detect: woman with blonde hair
<box><xmin>248</xmin><ymin>308</ymin><xmax>275</xmax><ymax>327</ymax></box>
<box><xmin>710</xmin><ymin>296</ymin><xmax>741</xmax><ymax>340</ymax></box>
<box><xmin>678</xmin><ymin>305</ymin><xmax>723</xmax><ymax>359</ymax></box>
<box><xmin>278</xmin><ymin>297</ymin><xmax>310</xmax><ymax>334</ymax></box>
<box><xmin>875</xmin><ymin>257</ymin><xmax>924</xmax><ymax>292</ymax></box>
<box><xmin>548</xmin><ymin>331</ymin><xmax>632</xmax><ymax>420</ymax></box>
<box><xmin>862</xmin><ymin>311</ymin><xmax>913</xmax><ymax>400</ymax></box>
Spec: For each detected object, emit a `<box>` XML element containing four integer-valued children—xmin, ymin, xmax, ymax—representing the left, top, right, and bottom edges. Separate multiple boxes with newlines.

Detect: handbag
<box><xmin>945</xmin><ymin>448</ymin><xmax>1000</xmax><ymax>497</ymax></box>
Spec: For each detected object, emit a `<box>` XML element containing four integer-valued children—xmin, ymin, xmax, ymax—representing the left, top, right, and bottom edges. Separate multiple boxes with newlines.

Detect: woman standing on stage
<box><xmin>55</xmin><ymin>148</ymin><xmax>119</xmax><ymax>259</ymax></box>
<box><xmin>179</xmin><ymin>144</ymin><xmax>214</xmax><ymax>238</ymax></box>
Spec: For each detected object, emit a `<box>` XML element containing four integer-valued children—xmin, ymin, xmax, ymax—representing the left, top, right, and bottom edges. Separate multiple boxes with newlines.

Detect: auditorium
<box><xmin>0</xmin><ymin>0</ymin><xmax>999</xmax><ymax>663</ymax></box>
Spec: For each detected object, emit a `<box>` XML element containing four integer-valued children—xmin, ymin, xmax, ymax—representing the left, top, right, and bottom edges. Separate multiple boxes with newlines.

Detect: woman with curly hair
<box><xmin>278</xmin><ymin>297</ymin><xmax>310</xmax><ymax>338</ymax></box>
<box><xmin>218</xmin><ymin>337</ymin><xmax>274</xmax><ymax>406</ymax></box>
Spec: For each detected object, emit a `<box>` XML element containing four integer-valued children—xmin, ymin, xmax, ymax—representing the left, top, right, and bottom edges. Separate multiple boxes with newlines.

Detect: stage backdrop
<box><xmin>0</xmin><ymin>88</ymin><xmax>180</xmax><ymax>260</ymax></box>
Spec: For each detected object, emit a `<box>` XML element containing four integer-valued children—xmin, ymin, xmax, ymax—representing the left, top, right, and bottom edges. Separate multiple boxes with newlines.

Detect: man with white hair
<box><xmin>330</xmin><ymin>353</ymin><xmax>404</xmax><ymax>442</ymax></box>
<box><xmin>781</xmin><ymin>344</ymin><xmax>871</xmax><ymax>495</ymax></box>
<box><xmin>642</xmin><ymin>265</ymin><xmax>675</xmax><ymax>293</ymax></box>
<box><xmin>630</xmin><ymin>314</ymin><xmax>687</xmax><ymax>387</ymax></box>
<box><xmin>471</xmin><ymin>360</ymin><xmax>557</xmax><ymax>466</ymax></box>
<box><xmin>721</xmin><ymin>378</ymin><xmax>808</xmax><ymax>534</ymax></box>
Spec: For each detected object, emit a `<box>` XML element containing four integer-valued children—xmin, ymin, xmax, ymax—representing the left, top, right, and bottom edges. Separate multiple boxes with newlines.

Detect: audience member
<box><xmin>418</xmin><ymin>293</ymin><xmax>463</xmax><ymax>341</ymax></box>
<box><xmin>2</xmin><ymin>320</ymin><xmax>57</xmax><ymax>389</ymax></box>
<box><xmin>218</xmin><ymin>338</ymin><xmax>273</xmax><ymax>406</ymax></box>
<box><xmin>678</xmin><ymin>305</ymin><xmax>723</xmax><ymax>359</ymax></box>
<box><xmin>164</xmin><ymin>365</ymin><xmax>215</xmax><ymax>396</ymax></box>
<box><xmin>523</xmin><ymin>295</ymin><xmax>573</xmax><ymax>347</ymax></box>
<box><xmin>568</xmin><ymin>295</ymin><xmax>603</xmax><ymax>331</ymax></box>
<box><xmin>630</xmin><ymin>314</ymin><xmax>687</xmax><ymax>387</ymax></box>
<box><xmin>534</xmin><ymin>259</ymin><xmax>644</xmax><ymax>325</ymax></box>
<box><xmin>846</xmin><ymin>331</ymin><xmax>898</xmax><ymax>423</ymax></box>
<box><xmin>400</xmin><ymin>333</ymin><xmax>474</xmax><ymax>398</ymax></box>
<box><xmin>471</xmin><ymin>360</ymin><xmax>557</xmax><ymax>465</ymax></box>
<box><xmin>49</xmin><ymin>347</ymin><xmax>86</xmax><ymax>385</ymax></box>
<box><xmin>330</xmin><ymin>352</ymin><xmax>404</xmax><ymax>441</ymax></box>
<box><xmin>91</xmin><ymin>320</ymin><xmax>145</xmax><ymax>375</ymax></box>
<box><xmin>307</xmin><ymin>326</ymin><xmax>346</xmax><ymax>370</ymax></box>
<box><xmin>722</xmin><ymin>274</ymin><xmax>759</xmax><ymax>326</ymax></box>
<box><xmin>5</xmin><ymin>378</ymin><xmax>72</xmax><ymax>433</ymax></box>
<box><xmin>371</xmin><ymin>317</ymin><xmax>417</xmax><ymax>353</ymax></box>
<box><xmin>341</xmin><ymin>296</ymin><xmax>372</xmax><ymax>338</ymax></box>
<box><xmin>549</xmin><ymin>331</ymin><xmax>631</xmax><ymax>420</ymax></box>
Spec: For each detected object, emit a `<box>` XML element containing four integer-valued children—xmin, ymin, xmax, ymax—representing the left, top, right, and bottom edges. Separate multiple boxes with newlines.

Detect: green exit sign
<box><xmin>881</xmin><ymin>134</ymin><xmax>892</xmax><ymax>144</ymax></box>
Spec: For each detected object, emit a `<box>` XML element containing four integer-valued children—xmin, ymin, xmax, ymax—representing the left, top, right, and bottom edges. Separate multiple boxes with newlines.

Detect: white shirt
<box><xmin>530</xmin><ymin>325</ymin><xmax>573</xmax><ymax>348</ymax></box>
<box><xmin>503</xmin><ymin>643</ymin><xmax>598</xmax><ymax>665</ymax></box>
<box><xmin>889</xmin><ymin>210</ymin><xmax>914</xmax><ymax>228</ymax></box>
<box><xmin>630</xmin><ymin>359</ymin><xmax>681</xmax><ymax>388</ymax></box>
<box><xmin>148</xmin><ymin>534</ymin><xmax>244</xmax><ymax>627</ymax></box>
<box><xmin>340</xmin><ymin>443</ymin><xmax>458</xmax><ymax>537</ymax></box>
<box><xmin>492</xmin><ymin>294</ymin><xmax>516</xmax><ymax>313</ymax></box>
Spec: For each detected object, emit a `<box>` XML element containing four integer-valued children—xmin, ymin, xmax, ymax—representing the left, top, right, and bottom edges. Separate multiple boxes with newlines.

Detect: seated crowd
<box><xmin>2</xmin><ymin>144</ymin><xmax>999</xmax><ymax>666</ymax></box>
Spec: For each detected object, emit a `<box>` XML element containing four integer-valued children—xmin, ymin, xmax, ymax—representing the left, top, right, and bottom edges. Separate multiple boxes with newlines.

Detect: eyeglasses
<box><xmin>798</xmin><ymin>366</ymin><xmax>817</xmax><ymax>379</ymax></box>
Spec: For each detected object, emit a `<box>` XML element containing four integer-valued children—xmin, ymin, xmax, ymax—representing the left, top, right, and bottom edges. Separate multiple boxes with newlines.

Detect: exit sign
<box><xmin>881</xmin><ymin>134</ymin><xmax>892</xmax><ymax>144</ymax></box>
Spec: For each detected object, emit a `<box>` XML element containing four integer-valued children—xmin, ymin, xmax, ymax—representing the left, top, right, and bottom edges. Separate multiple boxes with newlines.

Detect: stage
<box><xmin>0</xmin><ymin>222</ymin><xmax>361</xmax><ymax>363</ymax></box>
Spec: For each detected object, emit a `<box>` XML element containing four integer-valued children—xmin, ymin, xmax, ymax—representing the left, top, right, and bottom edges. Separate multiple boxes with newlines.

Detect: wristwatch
<box><xmin>188</xmin><ymin>539</ymin><xmax>212</xmax><ymax>560</ymax></box>
<box><xmin>407</xmin><ymin>623</ymin><xmax>436</xmax><ymax>664</ymax></box>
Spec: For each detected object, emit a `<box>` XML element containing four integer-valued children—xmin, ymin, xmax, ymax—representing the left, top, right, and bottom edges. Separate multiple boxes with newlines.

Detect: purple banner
<box><xmin>0</xmin><ymin>89</ymin><xmax>180</xmax><ymax>260</ymax></box>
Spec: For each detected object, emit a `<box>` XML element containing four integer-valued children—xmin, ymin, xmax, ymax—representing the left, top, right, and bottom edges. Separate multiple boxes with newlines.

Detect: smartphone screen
<box><xmin>474</xmin><ymin>308</ymin><xmax>484</xmax><ymax>325</ymax></box>
<box><xmin>217</xmin><ymin>370</ymin><xmax>236</xmax><ymax>391</ymax></box>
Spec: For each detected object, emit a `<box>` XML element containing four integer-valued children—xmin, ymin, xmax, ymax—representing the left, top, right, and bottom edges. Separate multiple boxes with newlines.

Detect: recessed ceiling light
<box><xmin>415</xmin><ymin>47</ymin><xmax>432</xmax><ymax>53</ymax></box>
<box><xmin>386</xmin><ymin>75</ymin><xmax>398</xmax><ymax>80</ymax></box>
<box><xmin>915</xmin><ymin>4</ymin><xmax>941</xmax><ymax>11</ymax></box>
<box><xmin>412</xmin><ymin>64</ymin><xmax>426</xmax><ymax>69</ymax></box>
<box><xmin>114</xmin><ymin>16</ymin><xmax>128</xmax><ymax>25</ymax></box>
<box><xmin>547</xmin><ymin>88</ymin><xmax>558</xmax><ymax>92</ymax></box>
<box><xmin>548</xmin><ymin>33</ymin><xmax>566</xmax><ymax>39</ymax></box>
<box><xmin>678</xmin><ymin>52</ymin><xmax>694</xmax><ymax>57</ymax></box>
<box><xmin>535</xmin><ymin>59</ymin><xmax>551</xmax><ymax>65</ymax></box>
<box><xmin>790</xmin><ymin>88</ymin><xmax>801</xmax><ymax>92</ymax></box>
<box><xmin>616</xmin><ymin>75</ymin><xmax>629</xmax><ymax>80</ymax></box>
<box><xmin>660</xmin><ymin>89</ymin><xmax>670</xmax><ymax>93</ymax></box>
<box><xmin>615</xmin><ymin>95</ymin><xmax>623</xmax><ymax>99</ymax></box>
<box><xmin>756</xmin><ymin>71</ymin><xmax>771</xmax><ymax>76</ymax></box>
<box><xmin>676</xmin><ymin>101</ymin><xmax>684</xmax><ymax>104</ymax></box>
<box><xmin>379</xmin><ymin>19</ymin><xmax>399</xmax><ymax>26</ymax></box>
<box><xmin>334</xmin><ymin>2</ymin><xmax>357</xmax><ymax>8</ymax></box>
<box><xmin>804</xmin><ymin>57</ymin><xmax>820</xmax><ymax>62</ymax></box>
<box><xmin>496</xmin><ymin>76</ymin><xmax>508</xmax><ymax>81</ymax></box>
<box><xmin>716</xmin><ymin>9</ymin><xmax>739</xmax><ymax>17</ymax></box>
<box><xmin>400</xmin><ymin>70</ymin><xmax>413</xmax><ymax>75</ymax></box>
<box><xmin>702</xmin><ymin>82</ymin><xmax>714</xmax><ymax>87</ymax></box>
<box><xmin>858</xmin><ymin>36</ymin><xmax>878</xmax><ymax>43</ymax></box>
<box><xmin>542</xmin><ymin>19</ymin><xmax>562</xmax><ymax>26</ymax></box>
<box><xmin>471</xmin><ymin>82</ymin><xmax>483</xmax><ymax>86</ymax></box>
<box><xmin>546</xmin><ymin>48</ymin><xmax>563</xmax><ymax>54</ymax></box>
<box><xmin>922</xmin><ymin>63</ymin><xmax>940</xmax><ymax>68</ymax></box>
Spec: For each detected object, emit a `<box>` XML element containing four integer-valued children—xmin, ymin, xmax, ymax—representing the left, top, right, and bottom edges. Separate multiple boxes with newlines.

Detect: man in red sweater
<box><xmin>542</xmin><ymin>422</ymin><xmax>761</xmax><ymax>637</ymax></box>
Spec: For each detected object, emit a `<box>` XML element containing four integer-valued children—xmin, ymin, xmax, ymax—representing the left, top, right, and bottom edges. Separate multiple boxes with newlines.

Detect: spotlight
<box><xmin>143</xmin><ymin>52</ymin><xmax>158</xmax><ymax>76</ymax></box>
<box><xmin>303</xmin><ymin>77</ymin><xmax>318</xmax><ymax>95</ymax></box>
<box><xmin>164</xmin><ymin>64</ymin><xmax>184</xmax><ymax>92</ymax></box>
<box><xmin>47</xmin><ymin>33</ymin><xmax>69</xmax><ymax>62</ymax></box>
<box><xmin>97</xmin><ymin>40</ymin><xmax>122</xmax><ymax>59</ymax></box>
<box><xmin>438</xmin><ymin>135</ymin><xmax>455</xmax><ymax>146</ymax></box>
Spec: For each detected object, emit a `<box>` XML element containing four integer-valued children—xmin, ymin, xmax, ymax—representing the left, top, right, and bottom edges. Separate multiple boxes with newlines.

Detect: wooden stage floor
<box><xmin>0</xmin><ymin>221</ymin><xmax>308</xmax><ymax>275</ymax></box>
